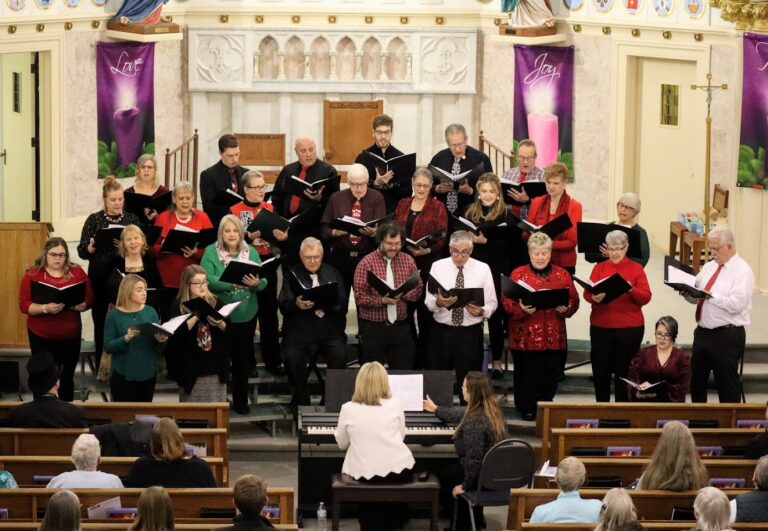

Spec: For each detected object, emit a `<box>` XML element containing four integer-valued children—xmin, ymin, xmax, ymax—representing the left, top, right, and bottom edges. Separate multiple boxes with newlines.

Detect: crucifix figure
<box><xmin>690</xmin><ymin>73</ymin><xmax>728</xmax><ymax>257</ymax></box>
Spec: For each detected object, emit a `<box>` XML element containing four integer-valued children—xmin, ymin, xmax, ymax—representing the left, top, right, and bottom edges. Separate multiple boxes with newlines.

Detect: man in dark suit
<box><xmin>213</xmin><ymin>475</ymin><xmax>275</xmax><ymax>530</ymax></box>
<box><xmin>271</xmin><ymin>136</ymin><xmax>340</xmax><ymax>268</ymax></box>
<box><xmin>429</xmin><ymin>123</ymin><xmax>493</xmax><ymax>217</ymax></box>
<box><xmin>200</xmin><ymin>134</ymin><xmax>248</xmax><ymax>230</ymax></box>
<box><xmin>9</xmin><ymin>352</ymin><xmax>88</xmax><ymax>428</ymax></box>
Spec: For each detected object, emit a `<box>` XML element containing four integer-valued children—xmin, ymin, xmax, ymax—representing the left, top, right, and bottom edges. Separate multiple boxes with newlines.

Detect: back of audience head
<box><xmin>755</xmin><ymin>455</ymin><xmax>768</xmax><ymax>490</ymax></box>
<box><xmin>614</xmin><ymin>522</ymin><xmax>646</xmax><ymax>531</ymax></box>
<box><xmin>233</xmin><ymin>474</ymin><xmax>268</xmax><ymax>520</ymax></box>
<box><xmin>71</xmin><ymin>433</ymin><xmax>101</xmax><ymax>472</ymax></box>
<box><xmin>150</xmin><ymin>418</ymin><xmax>186</xmax><ymax>463</ymax></box>
<box><xmin>352</xmin><ymin>361</ymin><xmax>391</xmax><ymax>406</ymax></box>
<box><xmin>39</xmin><ymin>490</ymin><xmax>81</xmax><ymax>531</ymax></box>
<box><xmin>595</xmin><ymin>488</ymin><xmax>637</xmax><ymax>531</ymax></box>
<box><xmin>694</xmin><ymin>486</ymin><xmax>732</xmax><ymax>531</ymax></box>
<box><xmin>642</xmin><ymin>420</ymin><xmax>708</xmax><ymax>490</ymax></box>
<box><xmin>461</xmin><ymin>372</ymin><xmax>507</xmax><ymax>442</ymax></box>
<box><xmin>555</xmin><ymin>456</ymin><xmax>587</xmax><ymax>492</ymax></box>
<box><xmin>129</xmin><ymin>486</ymin><xmax>174</xmax><ymax>531</ymax></box>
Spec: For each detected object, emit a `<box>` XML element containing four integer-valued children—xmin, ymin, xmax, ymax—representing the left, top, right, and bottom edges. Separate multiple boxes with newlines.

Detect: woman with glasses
<box><xmin>584</xmin><ymin>230</ymin><xmax>652</xmax><ymax>402</ymax></box>
<box><xmin>165</xmin><ymin>265</ymin><xmax>228</xmax><ymax>403</ymax></box>
<box><xmin>626</xmin><ymin>316</ymin><xmax>690</xmax><ymax>402</ymax></box>
<box><xmin>19</xmin><ymin>237</ymin><xmax>94</xmax><ymax>401</ymax></box>
<box><xmin>394</xmin><ymin>168</ymin><xmax>448</xmax><ymax>362</ymax></box>
<box><xmin>586</xmin><ymin>192</ymin><xmax>650</xmax><ymax>268</ymax></box>
<box><xmin>124</xmin><ymin>154</ymin><xmax>170</xmax><ymax>226</ymax></box>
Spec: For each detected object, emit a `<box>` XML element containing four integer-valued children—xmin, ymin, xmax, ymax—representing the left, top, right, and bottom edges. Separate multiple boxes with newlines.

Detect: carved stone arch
<box><xmin>310</xmin><ymin>36</ymin><xmax>331</xmax><ymax>80</ymax></box>
<box><xmin>386</xmin><ymin>37</ymin><xmax>407</xmax><ymax>81</ymax></box>
<box><xmin>362</xmin><ymin>37</ymin><xmax>382</xmax><ymax>81</ymax></box>
<box><xmin>284</xmin><ymin>35</ymin><xmax>306</xmax><ymax>80</ymax></box>
<box><xmin>257</xmin><ymin>36</ymin><xmax>279</xmax><ymax>80</ymax></box>
<box><xmin>335</xmin><ymin>36</ymin><xmax>357</xmax><ymax>80</ymax></box>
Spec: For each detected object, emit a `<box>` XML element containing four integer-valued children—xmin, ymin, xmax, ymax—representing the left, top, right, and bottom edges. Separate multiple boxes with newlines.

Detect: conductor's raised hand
<box><xmin>423</xmin><ymin>394</ymin><xmax>437</xmax><ymax>413</ymax></box>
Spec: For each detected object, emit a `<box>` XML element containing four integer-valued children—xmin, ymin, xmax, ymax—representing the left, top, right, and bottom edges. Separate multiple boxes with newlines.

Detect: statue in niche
<box><xmin>502</xmin><ymin>0</ymin><xmax>556</xmax><ymax>31</ymax></box>
<box><xmin>111</xmin><ymin>0</ymin><xmax>171</xmax><ymax>25</ymax></box>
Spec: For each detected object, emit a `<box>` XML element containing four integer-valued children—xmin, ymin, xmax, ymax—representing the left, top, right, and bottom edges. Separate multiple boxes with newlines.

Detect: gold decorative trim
<box><xmin>711</xmin><ymin>0</ymin><xmax>768</xmax><ymax>29</ymax></box>
<box><xmin>91</xmin><ymin>20</ymin><xmax>100</xmax><ymax>29</ymax></box>
<box><xmin>602</xmin><ymin>25</ymin><xmax>611</xmax><ymax>34</ymax></box>
<box><xmin>693</xmin><ymin>32</ymin><xmax>703</xmax><ymax>41</ymax></box>
<box><xmin>292</xmin><ymin>15</ymin><xmax>300</xmax><ymax>23</ymax></box>
<box><xmin>401</xmin><ymin>16</ymin><xmax>409</xmax><ymax>24</ymax></box>
<box><xmin>573</xmin><ymin>24</ymin><xmax>582</xmax><ymax>32</ymax></box>
<box><xmin>220</xmin><ymin>14</ymin><xmax>229</xmax><ymax>23</ymax></box>
<box><xmin>328</xmin><ymin>15</ymin><xmax>336</xmax><ymax>24</ymax></box>
<box><xmin>8</xmin><ymin>25</ymin><xmax>17</xmax><ymax>34</ymax></box>
<box><xmin>64</xmin><ymin>22</ymin><xmax>73</xmax><ymax>30</ymax></box>
<box><xmin>631</xmin><ymin>28</ymin><xmax>641</xmax><ymax>37</ymax></box>
<box><xmin>662</xmin><ymin>30</ymin><xmax>672</xmax><ymax>39</ymax></box>
<box><xmin>435</xmin><ymin>16</ymin><xmax>445</xmax><ymax>25</ymax></box>
<box><xmin>255</xmin><ymin>15</ymin><xmax>264</xmax><ymax>23</ymax></box>
<box><xmin>37</xmin><ymin>23</ymin><xmax>45</xmax><ymax>32</ymax></box>
<box><xmin>365</xmin><ymin>16</ymin><xmax>373</xmax><ymax>24</ymax></box>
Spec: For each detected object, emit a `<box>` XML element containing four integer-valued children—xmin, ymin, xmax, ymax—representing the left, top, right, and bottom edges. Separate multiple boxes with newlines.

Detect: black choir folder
<box><xmin>329</xmin><ymin>213</ymin><xmax>393</xmax><ymax>234</ymax></box>
<box><xmin>451</xmin><ymin>216</ymin><xmax>509</xmax><ymax>238</ymax></box>
<box><xmin>123</xmin><ymin>190</ymin><xmax>173</xmax><ymax>217</ymax></box>
<box><xmin>426</xmin><ymin>274</ymin><xmax>484</xmax><ymax>310</ymax></box>
<box><xmin>287</xmin><ymin>271</ymin><xmax>339</xmax><ymax>310</ymax></box>
<box><xmin>499</xmin><ymin>275</ymin><xmax>569</xmax><ymax>310</ymax></box>
<box><xmin>366</xmin><ymin>270</ymin><xmax>421</xmax><ymax>298</ymax></box>
<box><xmin>95</xmin><ymin>224</ymin><xmax>126</xmax><ymax>249</ymax></box>
<box><xmin>30</xmin><ymin>281</ymin><xmax>86</xmax><ymax>307</ymax></box>
<box><xmin>134</xmin><ymin>313</ymin><xmax>191</xmax><ymax>339</ymax></box>
<box><xmin>183</xmin><ymin>298</ymin><xmax>241</xmax><ymax>321</ymax></box>
<box><xmin>362</xmin><ymin>151</ymin><xmax>417</xmax><ymax>181</ymax></box>
<box><xmin>514</xmin><ymin>212</ymin><xmax>572</xmax><ymax>239</ymax></box>
<box><xmin>573</xmin><ymin>274</ymin><xmax>632</xmax><ymax>304</ymax></box>
<box><xmin>159</xmin><ymin>228</ymin><xmax>217</xmax><ymax>254</ymax></box>
<box><xmin>664</xmin><ymin>256</ymin><xmax>712</xmax><ymax>299</ymax></box>
<box><xmin>245</xmin><ymin>208</ymin><xmax>315</xmax><ymax>239</ymax></box>
<box><xmin>429</xmin><ymin>163</ymin><xmax>485</xmax><ymax>186</ymax></box>
<box><xmin>501</xmin><ymin>181</ymin><xmax>547</xmax><ymax>205</ymax></box>
<box><xmin>576</xmin><ymin>222</ymin><xmax>642</xmax><ymax>259</ymax></box>
<box><xmin>283</xmin><ymin>175</ymin><xmax>340</xmax><ymax>197</ymax></box>
<box><xmin>219</xmin><ymin>256</ymin><xmax>279</xmax><ymax>285</ymax></box>
<box><xmin>213</xmin><ymin>189</ymin><xmax>244</xmax><ymax>207</ymax></box>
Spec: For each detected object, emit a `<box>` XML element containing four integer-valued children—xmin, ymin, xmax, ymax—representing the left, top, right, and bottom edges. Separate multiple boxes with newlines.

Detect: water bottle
<box><xmin>316</xmin><ymin>501</ymin><xmax>327</xmax><ymax>531</ymax></box>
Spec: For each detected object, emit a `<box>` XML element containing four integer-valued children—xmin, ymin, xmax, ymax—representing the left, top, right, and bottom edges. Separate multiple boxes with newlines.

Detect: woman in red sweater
<box><xmin>584</xmin><ymin>229</ymin><xmax>652</xmax><ymax>402</ymax></box>
<box><xmin>19</xmin><ymin>237</ymin><xmax>94</xmax><ymax>401</ymax></box>
<box><xmin>526</xmin><ymin>163</ymin><xmax>582</xmax><ymax>274</ymax></box>
<box><xmin>151</xmin><ymin>181</ymin><xmax>213</xmax><ymax>318</ymax></box>
<box><xmin>502</xmin><ymin>232</ymin><xmax>579</xmax><ymax>420</ymax></box>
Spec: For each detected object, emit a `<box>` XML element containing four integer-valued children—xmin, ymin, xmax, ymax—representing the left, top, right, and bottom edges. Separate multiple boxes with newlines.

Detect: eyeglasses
<box><xmin>413</xmin><ymin>183</ymin><xmax>432</xmax><ymax>190</ymax></box>
<box><xmin>616</xmin><ymin>202</ymin><xmax>635</xmax><ymax>211</ymax></box>
<box><xmin>518</xmin><ymin>155</ymin><xmax>536</xmax><ymax>162</ymax></box>
<box><xmin>655</xmin><ymin>332</ymin><xmax>672</xmax><ymax>339</ymax></box>
<box><xmin>348</xmin><ymin>182</ymin><xmax>368</xmax><ymax>189</ymax></box>
<box><xmin>302</xmin><ymin>255</ymin><xmax>322</xmax><ymax>262</ymax></box>
<box><xmin>374</xmin><ymin>129</ymin><xmax>392</xmax><ymax>136</ymax></box>
<box><xmin>383</xmin><ymin>241</ymin><xmax>402</xmax><ymax>248</ymax></box>
<box><xmin>47</xmin><ymin>252</ymin><xmax>67</xmax><ymax>259</ymax></box>
<box><xmin>450</xmin><ymin>248</ymin><xmax>472</xmax><ymax>257</ymax></box>
<box><xmin>448</xmin><ymin>142</ymin><xmax>467</xmax><ymax>151</ymax></box>
<box><xmin>139</xmin><ymin>164</ymin><xmax>155</xmax><ymax>170</ymax></box>
<box><xmin>190</xmin><ymin>280</ymin><xmax>209</xmax><ymax>287</ymax></box>
<box><xmin>606</xmin><ymin>246</ymin><xmax>627</xmax><ymax>253</ymax></box>
<box><xmin>245</xmin><ymin>185</ymin><xmax>266</xmax><ymax>191</ymax></box>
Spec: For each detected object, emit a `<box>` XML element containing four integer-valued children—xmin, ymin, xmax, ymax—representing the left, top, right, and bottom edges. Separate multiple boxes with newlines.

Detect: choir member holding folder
<box><xmin>199</xmin><ymin>134</ymin><xmax>248</xmax><ymax>230</ymax></box>
<box><xmin>583</xmin><ymin>193</ymin><xmax>650</xmax><ymax>267</ymax></box>
<box><xmin>124</xmin><ymin>154</ymin><xmax>170</xmax><ymax>226</ymax></box>
<box><xmin>151</xmin><ymin>181</ymin><xmax>214</xmax><ymax>318</ymax></box>
<box><xmin>107</xmin><ymin>224</ymin><xmax>163</xmax><ymax>312</ymax></box>
<box><xmin>201</xmin><ymin>215</ymin><xmax>267</xmax><ymax>415</ymax></box>
<box><xmin>583</xmin><ymin>230</ymin><xmax>652</xmax><ymax>402</ymax></box>
<box><xmin>104</xmin><ymin>274</ymin><xmax>167</xmax><ymax>402</ymax></box>
<box><xmin>230</xmin><ymin>170</ymin><xmax>284</xmax><ymax>376</ymax></box>
<box><xmin>502</xmin><ymin>232</ymin><xmax>578</xmax><ymax>420</ymax></box>
<box><xmin>626</xmin><ymin>316</ymin><xmax>690</xmax><ymax>402</ymax></box>
<box><xmin>500</xmin><ymin>139</ymin><xmax>546</xmax><ymax>219</ymax></box>
<box><xmin>19</xmin><ymin>237</ymin><xmax>93</xmax><ymax>401</ymax></box>
<box><xmin>78</xmin><ymin>176</ymin><xmax>141</xmax><ymax>369</ymax></box>
<box><xmin>526</xmin><ymin>163</ymin><xmax>582</xmax><ymax>274</ymax></box>
<box><xmin>394</xmin><ymin>168</ymin><xmax>448</xmax><ymax>363</ymax></box>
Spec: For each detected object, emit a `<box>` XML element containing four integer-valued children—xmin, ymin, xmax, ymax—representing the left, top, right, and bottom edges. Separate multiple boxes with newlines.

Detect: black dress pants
<box><xmin>439</xmin><ymin>462</ymin><xmax>483</xmax><ymax>531</ymax></box>
<box><xmin>326</xmin><ymin>248</ymin><xmax>364</xmax><ymax>300</ymax></box>
<box><xmin>428</xmin><ymin>322</ymin><xmax>483</xmax><ymax>405</ymax></box>
<box><xmin>283</xmin><ymin>328</ymin><xmax>347</xmax><ymax>407</ymax></box>
<box><xmin>511</xmin><ymin>349</ymin><xmax>562</xmax><ymax>415</ymax></box>
<box><xmin>256</xmin><ymin>266</ymin><xmax>282</xmax><ymax>370</ymax></box>
<box><xmin>590</xmin><ymin>325</ymin><xmax>644</xmax><ymax>402</ymax></box>
<box><xmin>358</xmin><ymin>319</ymin><xmax>415</xmax><ymax>370</ymax></box>
<box><xmin>691</xmin><ymin>325</ymin><xmax>745</xmax><ymax>403</ymax></box>
<box><xmin>228</xmin><ymin>319</ymin><xmax>257</xmax><ymax>409</ymax></box>
<box><xmin>357</xmin><ymin>469</ymin><xmax>413</xmax><ymax>531</ymax></box>
<box><xmin>28</xmin><ymin>331</ymin><xmax>81</xmax><ymax>402</ymax></box>
<box><xmin>110</xmin><ymin>372</ymin><xmax>155</xmax><ymax>402</ymax></box>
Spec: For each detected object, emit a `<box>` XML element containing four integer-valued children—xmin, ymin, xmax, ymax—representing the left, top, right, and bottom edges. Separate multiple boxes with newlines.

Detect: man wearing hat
<box><xmin>9</xmin><ymin>352</ymin><xmax>87</xmax><ymax>428</ymax></box>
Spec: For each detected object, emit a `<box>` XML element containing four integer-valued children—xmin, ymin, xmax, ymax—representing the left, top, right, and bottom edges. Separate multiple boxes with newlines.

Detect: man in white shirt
<box><xmin>46</xmin><ymin>433</ymin><xmax>124</xmax><ymax>488</ymax></box>
<box><xmin>686</xmin><ymin>227</ymin><xmax>754</xmax><ymax>403</ymax></box>
<box><xmin>425</xmin><ymin>231</ymin><xmax>498</xmax><ymax>404</ymax></box>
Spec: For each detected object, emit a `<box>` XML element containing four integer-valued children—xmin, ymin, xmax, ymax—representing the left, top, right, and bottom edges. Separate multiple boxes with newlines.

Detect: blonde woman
<box><xmin>38</xmin><ymin>490</ymin><xmax>81</xmax><ymax>531</ymax></box>
<box><xmin>128</xmin><ymin>486</ymin><xmax>175</xmax><ymax>531</ymax></box>
<box><xmin>594</xmin><ymin>488</ymin><xmax>638</xmax><ymax>531</ymax></box>
<box><xmin>125</xmin><ymin>154</ymin><xmax>170</xmax><ymax>225</ymax></box>
<box><xmin>637</xmin><ymin>421</ymin><xmax>709</xmax><ymax>490</ymax></box>
<box><xmin>334</xmin><ymin>362</ymin><xmax>415</xmax><ymax>531</ymax></box>
<box><xmin>529</xmin><ymin>457</ymin><xmax>602</xmax><ymax>523</ymax></box>
<box><xmin>107</xmin><ymin>224</ymin><xmax>163</xmax><ymax>310</ymax></box>
<box><xmin>126</xmin><ymin>418</ymin><xmax>216</xmax><ymax>488</ymax></box>
<box><xmin>103</xmin><ymin>274</ymin><xmax>166</xmax><ymax>402</ymax></box>
<box><xmin>693</xmin><ymin>487</ymin><xmax>735</xmax><ymax>531</ymax></box>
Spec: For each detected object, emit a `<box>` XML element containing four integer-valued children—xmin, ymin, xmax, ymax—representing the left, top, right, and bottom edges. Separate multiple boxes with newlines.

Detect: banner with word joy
<box><xmin>738</xmin><ymin>33</ymin><xmax>768</xmax><ymax>190</ymax></box>
<box><xmin>513</xmin><ymin>45</ymin><xmax>574</xmax><ymax>180</ymax></box>
<box><xmin>96</xmin><ymin>41</ymin><xmax>155</xmax><ymax>179</ymax></box>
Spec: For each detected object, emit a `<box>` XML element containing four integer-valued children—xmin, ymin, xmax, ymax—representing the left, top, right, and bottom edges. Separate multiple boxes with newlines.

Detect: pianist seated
<box><xmin>529</xmin><ymin>457</ymin><xmax>602</xmax><ymax>523</ymax></box>
<box><xmin>46</xmin><ymin>433</ymin><xmax>123</xmax><ymax>488</ymax></box>
<box><xmin>423</xmin><ymin>371</ymin><xmax>507</xmax><ymax>531</ymax></box>
<box><xmin>334</xmin><ymin>362</ymin><xmax>415</xmax><ymax>531</ymax></box>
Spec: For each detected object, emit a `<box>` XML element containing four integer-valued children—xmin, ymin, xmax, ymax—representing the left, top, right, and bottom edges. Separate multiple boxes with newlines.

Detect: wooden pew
<box><xmin>0</xmin><ymin>487</ymin><xmax>294</xmax><ymax>525</ymax></box>
<box><xmin>0</xmin><ymin>402</ymin><xmax>230</xmax><ymax>430</ymax></box>
<box><xmin>0</xmin><ymin>524</ymin><xmax>299</xmax><ymax>530</ymax></box>
<box><xmin>506</xmin><ymin>488</ymin><xmax>751</xmax><ymax>530</ymax></box>
<box><xmin>533</xmin><ymin>458</ymin><xmax>757</xmax><ymax>488</ymax></box>
<box><xmin>520</xmin><ymin>524</ymin><xmax>767</xmax><ymax>531</ymax></box>
<box><xmin>549</xmin><ymin>427</ymin><xmax>762</xmax><ymax>462</ymax></box>
<box><xmin>0</xmin><ymin>456</ymin><xmax>226</xmax><ymax>487</ymax></box>
<box><xmin>536</xmin><ymin>402</ymin><xmax>766</xmax><ymax>460</ymax></box>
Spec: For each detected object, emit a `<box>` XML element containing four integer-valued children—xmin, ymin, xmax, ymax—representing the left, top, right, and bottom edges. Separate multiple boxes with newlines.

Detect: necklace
<box><xmin>175</xmin><ymin>211</ymin><xmax>192</xmax><ymax>223</ymax></box>
<box><xmin>104</xmin><ymin>211</ymin><xmax>124</xmax><ymax>224</ymax></box>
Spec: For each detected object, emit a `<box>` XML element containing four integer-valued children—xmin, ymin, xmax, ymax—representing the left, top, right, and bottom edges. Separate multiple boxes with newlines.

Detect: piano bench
<box><xmin>330</xmin><ymin>472</ymin><xmax>440</xmax><ymax>531</ymax></box>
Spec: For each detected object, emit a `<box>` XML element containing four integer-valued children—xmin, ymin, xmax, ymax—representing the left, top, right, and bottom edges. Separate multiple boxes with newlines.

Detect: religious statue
<box><xmin>112</xmin><ymin>0</ymin><xmax>171</xmax><ymax>25</ymax></box>
<box><xmin>502</xmin><ymin>0</ymin><xmax>556</xmax><ymax>29</ymax></box>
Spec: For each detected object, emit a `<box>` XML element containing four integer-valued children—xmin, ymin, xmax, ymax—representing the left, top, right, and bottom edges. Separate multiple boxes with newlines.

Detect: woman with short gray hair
<box><xmin>530</xmin><ymin>457</ymin><xmax>603</xmax><ymax>523</ymax></box>
<box><xmin>586</xmin><ymin>192</ymin><xmax>650</xmax><ymax>267</ymax></box>
<box><xmin>46</xmin><ymin>434</ymin><xmax>123</xmax><ymax>488</ymax></box>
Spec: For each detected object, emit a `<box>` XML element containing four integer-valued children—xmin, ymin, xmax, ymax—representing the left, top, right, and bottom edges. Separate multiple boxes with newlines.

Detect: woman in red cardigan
<box><xmin>19</xmin><ymin>237</ymin><xmax>94</xmax><ymax>401</ymax></box>
<box><xmin>584</xmin><ymin>229</ymin><xmax>652</xmax><ymax>402</ymax></box>
<box><xmin>394</xmin><ymin>168</ymin><xmax>448</xmax><ymax>363</ymax></box>
<box><xmin>526</xmin><ymin>163</ymin><xmax>582</xmax><ymax>274</ymax></box>
<box><xmin>502</xmin><ymin>232</ymin><xmax>579</xmax><ymax>420</ymax></box>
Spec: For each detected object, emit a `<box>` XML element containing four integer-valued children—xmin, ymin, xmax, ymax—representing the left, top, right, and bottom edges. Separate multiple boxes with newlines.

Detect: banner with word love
<box><xmin>96</xmin><ymin>41</ymin><xmax>155</xmax><ymax>179</ymax></box>
<box><xmin>738</xmin><ymin>33</ymin><xmax>768</xmax><ymax>190</ymax></box>
<box><xmin>513</xmin><ymin>45</ymin><xmax>574</xmax><ymax>180</ymax></box>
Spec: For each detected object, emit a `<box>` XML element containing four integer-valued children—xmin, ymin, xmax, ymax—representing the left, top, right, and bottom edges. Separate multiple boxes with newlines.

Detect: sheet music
<box><xmin>388</xmin><ymin>374</ymin><xmax>424</xmax><ymax>412</ymax></box>
<box><xmin>87</xmin><ymin>496</ymin><xmax>122</xmax><ymax>519</ymax></box>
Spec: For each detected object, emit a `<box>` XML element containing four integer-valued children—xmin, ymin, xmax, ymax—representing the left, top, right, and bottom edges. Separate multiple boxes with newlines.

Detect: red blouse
<box><xmin>584</xmin><ymin>256</ymin><xmax>652</xmax><ymax>329</ymax></box>
<box><xmin>393</xmin><ymin>196</ymin><xmax>448</xmax><ymax>255</ymax></box>
<box><xmin>627</xmin><ymin>346</ymin><xmax>691</xmax><ymax>402</ymax></box>
<box><xmin>151</xmin><ymin>209</ymin><xmax>213</xmax><ymax>288</ymax></box>
<box><xmin>502</xmin><ymin>264</ymin><xmax>579</xmax><ymax>351</ymax></box>
<box><xmin>230</xmin><ymin>201</ymin><xmax>274</xmax><ymax>257</ymax></box>
<box><xmin>19</xmin><ymin>266</ymin><xmax>94</xmax><ymax>340</ymax></box>
<box><xmin>527</xmin><ymin>194</ymin><xmax>582</xmax><ymax>268</ymax></box>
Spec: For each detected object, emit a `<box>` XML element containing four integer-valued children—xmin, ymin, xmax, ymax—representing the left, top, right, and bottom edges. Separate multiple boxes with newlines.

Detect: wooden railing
<box><xmin>479</xmin><ymin>130</ymin><xmax>515</xmax><ymax>176</ymax></box>
<box><xmin>164</xmin><ymin>129</ymin><xmax>199</xmax><ymax>205</ymax></box>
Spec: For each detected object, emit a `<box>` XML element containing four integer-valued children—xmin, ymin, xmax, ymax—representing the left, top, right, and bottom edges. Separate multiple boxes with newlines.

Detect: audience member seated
<box><xmin>694</xmin><ymin>486</ymin><xmax>736</xmax><ymax>531</ymax></box>
<box><xmin>38</xmin><ymin>490</ymin><xmax>81</xmax><ymax>531</ymax></box>
<box><xmin>627</xmin><ymin>315</ymin><xmax>691</xmax><ymax>402</ymax></box>
<box><xmin>745</xmin><ymin>405</ymin><xmax>768</xmax><ymax>459</ymax></box>
<box><xmin>585</xmin><ymin>192</ymin><xmax>650</xmax><ymax>267</ymax></box>
<box><xmin>423</xmin><ymin>371</ymin><xmax>507</xmax><ymax>531</ymax></box>
<box><xmin>0</xmin><ymin>471</ymin><xmax>17</xmax><ymax>488</ymax></box>
<box><xmin>10</xmin><ymin>352</ymin><xmax>87</xmax><ymax>428</ymax></box>
<box><xmin>125</xmin><ymin>418</ymin><xmax>217</xmax><ymax>488</ymax></box>
<box><xmin>125</xmin><ymin>153</ymin><xmax>170</xmax><ymax>226</ymax></box>
<box><xmin>594</xmin><ymin>488</ymin><xmax>638</xmax><ymax>531</ymax></box>
<box><xmin>636</xmin><ymin>421</ymin><xmax>708</xmax><ymax>490</ymax></box>
<box><xmin>90</xmin><ymin>419</ymin><xmax>152</xmax><ymax>457</ymax></box>
<box><xmin>730</xmin><ymin>455</ymin><xmax>768</xmax><ymax>523</ymax></box>
<box><xmin>213</xmin><ymin>474</ymin><xmax>276</xmax><ymax>531</ymax></box>
<box><xmin>529</xmin><ymin>457</ymin><xmax>602</xmax><ymax>523</ymax></box>
<box><xmin>334</xmin><ymin>362</ymin><xmax>415</xmax><ymax>531</ymax></box>
<box><xmin>46</xmin><ymin>433</ymin><xmax>124</xmax><ymax>488</ymax></box>
<box><xmin>128</xmin><ymin>486</ymin><xmax>175</xmax><ymax>531</ymax></box>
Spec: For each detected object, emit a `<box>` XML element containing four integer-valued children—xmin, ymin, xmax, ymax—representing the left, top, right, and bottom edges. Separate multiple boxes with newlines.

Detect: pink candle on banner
<box><xmin>527</xmin><ymin>112</ymin><xmax>559</xmax><ymax>167</ymax></box>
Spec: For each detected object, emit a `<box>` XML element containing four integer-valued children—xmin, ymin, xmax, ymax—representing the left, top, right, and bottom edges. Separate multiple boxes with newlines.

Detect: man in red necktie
<box><xmin>684</xmin><ymin>227</ymin><xmax>754</xmax><ymax>403</ymax></box>
<box><xmin>200</xmin><ymin>134</ymin><xmax>246</xmax><ymax>230</ymax></box>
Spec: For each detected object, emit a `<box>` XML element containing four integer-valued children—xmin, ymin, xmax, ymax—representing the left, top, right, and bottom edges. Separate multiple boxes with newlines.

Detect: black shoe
<box><xmin>491</xmin><ymin>368</ymin><xmax>504</xmax><ymax>380</ymax></box>
<box><xmin>233</xmin><ymin>404</ymin><xmax>251</xmax><ymax>415</ymax></box>
<box><xmin>522</xmin><ymin>412</ymin><xmax>536</xmax><ymax>421</ymax></box>
<box><xmin>266</xmin><ymin>365</ymin><xmax>286</xmax><ymax>377</ymax></box>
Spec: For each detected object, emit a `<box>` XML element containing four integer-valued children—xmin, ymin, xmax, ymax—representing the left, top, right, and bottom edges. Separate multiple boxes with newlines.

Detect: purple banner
<box><xmin>513</xmin><ymin>45</ymin><xmax>574</xmax><ymax>179</ymax></box>
<box><xmin>96</xmin><ymin>41</ymin><xmax>155</xmax><ymax>179</ymax></box>
<box><xmin>738</xmin><ymin>33</ymin><xmax>768</xmax><ymax>190</ymax></box>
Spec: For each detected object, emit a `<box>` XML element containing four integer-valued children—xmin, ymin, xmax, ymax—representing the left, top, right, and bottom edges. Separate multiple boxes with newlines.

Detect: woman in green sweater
<box><xmin>104</xmin><ymin>274</ymin><xmax>167</xmax><ymax>402</ymax></box>
<box><xmin>201</xmin><ymin>214</ymin><xmax>267</xmax><ymax>414</ymax></box>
